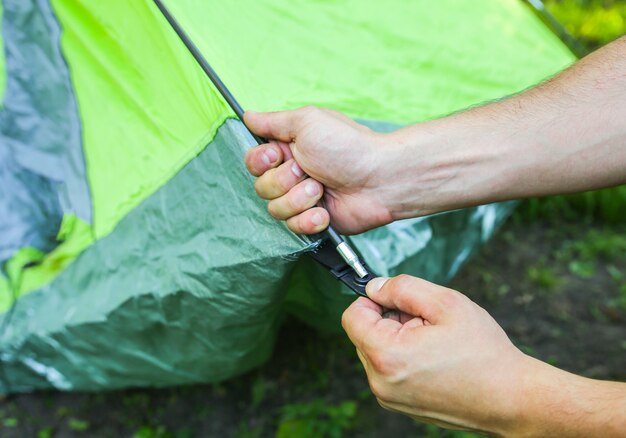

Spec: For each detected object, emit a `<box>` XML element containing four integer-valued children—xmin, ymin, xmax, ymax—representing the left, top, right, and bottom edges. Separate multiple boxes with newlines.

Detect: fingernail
<box><xmin>304</xmin><ymin>181</ymin><xmax>319</xmax><ymax>197</ymax></box>
<box><xmin>311</xmin><ymin>212</ymin><xmax>324</xmax><ymax>226</ymax></box>
<box><xmin>366</xmin><ymin>277</ymin><xmax>389</xmax><ymax>295</ymax></box>
<box><xmin>291</xmin><ymin>162</ymin><xmax>304</xmax><ymax>177</ymax></box>
<box><xmin>262</xmin><ymin>148</ymin><xmax>278</xmax><ymax>165</ymax></box>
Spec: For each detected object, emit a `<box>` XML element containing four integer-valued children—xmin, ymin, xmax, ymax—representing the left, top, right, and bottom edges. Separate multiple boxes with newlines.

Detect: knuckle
<box><xmin>274</xmin><ymin>173</ymin><xmax>291</xmax><ymax>195</ymax></box>
<box><xmin>369</xmin><ymin>379</ymin><xmax>391</xmax><ymax>401</ymax></box>
<box><xmin>395</xmin><ymin>273</ymin><xmax>414</xmax><ymax>284</ymax></box>
<box><xmin>280</xmin><ymin>158</ymin><xmax>301</xmax><ymax>182</ymax></box>
<box><xmin>300</xmin><ymin>105</ymin><xmax>319</xmax><ymax>118</ymax></box>
<box><xmin>253</xmin><ymin>178</ymin><xmax>265</xmax><ymax>197</ymax></box>
<box><xmin>341</xmin><ymin>306</ymin><xmax>356</xmax><ymax>331</ymax></box>
<box><xmin>286</xmin><ymin>217</ymin><xmax>302</xmax><ymax>234</ymax></box>
<box><xmin>438</xmin><ymin>288</ymin><xmax>462</xmax><ymax>308</ymax></box>
<box><xmin>284</xmin><ymin>192</ymin><xmax>300</xmax><ymax>213</ymax></box>
<box><xmin>263</xmin><ymin>171</ymin><xmax>287</xmax><ymax>199</ymax></box>
<box><xmin>267</xmin><ymin>202</ymin><xmax>280</xmax><ymax>219</ymax></box>
<box><xmin>388</xmin><ymin>274</ymin><xmax>414</xmax><ymax>293</ymax></box>
<box><xmin>254</xmin><ymin>170</ymin><xmax>279</xmax><ymax>199</ymax></box>
<box><xmin>268</xmin><ymin>174</ymin><xmax>285</xmax><ymax>196</ymax></box>
<box><xmin>367</xmin><ymin>350</ymin><xmax>396</xmax><ymax>378</ymax></box>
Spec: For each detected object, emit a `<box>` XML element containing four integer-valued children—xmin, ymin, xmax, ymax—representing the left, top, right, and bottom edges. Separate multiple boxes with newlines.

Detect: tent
<box><xmin>0</xmin><ymin>0</ymin><xmax>574</xmax><ymax>392</ymax></box>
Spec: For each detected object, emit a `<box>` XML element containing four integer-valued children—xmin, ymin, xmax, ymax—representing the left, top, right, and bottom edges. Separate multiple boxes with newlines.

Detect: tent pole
<box><xmin>152</xmin><ymin>0</ymin><xmax>375</xmax><ymax>294</ymax></box>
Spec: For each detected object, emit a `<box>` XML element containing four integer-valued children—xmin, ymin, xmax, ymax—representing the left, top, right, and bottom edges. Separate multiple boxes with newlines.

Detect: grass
<box><xmin>527</xmin><ymin>264</ymin><xmax>561</xmax><ymax>290</ymax></box>
<box><xmin>67</xmin><ymin>418</ymin><xmax>89</xmax><ymax>432</ymax></box>
<box><xmin>132</xmin><ymin>426</ymin><xmax>175</xmax><ymax>438</ymax></box>
<box><xmin>515</xmin><ymin>187</ymin><xmax>626</xmax><ymax>225</ymax></box>
<box><xmin>607</xmin><ymin>265</ymin><xmax>626</xmax><ymax>311</ymax></box>
<box><xmin>37</xmin><ymin>427</ymin><xmax>54</xmax><ymax>438</ymax></box>
<box><xmin>2</xmin><ymin>4</ymin><xmax>623</xmax><ymax>438</ymax></box>
<box><xmin>422</xmin><ymin>425</ymin><xmax>484</xmax><ymax>438</ymax></box>
<box><xmin>556</xmin><ymin>229</ymin><xmax>626</xmax><ymax>288</ymax></box>
<box><xmin>275</xmin><ymin>399</ymin><xmax>357</xmax><ymax>438</ymax></box>
<box><xmin>562</xmin><ymin>229</ymin><xmax>626</xmax><ymax>261</ymax></box>
<box><xmin>4</xmin><ymin>220</ymin><xmax>623</xmax><ymax>437</ymax></box>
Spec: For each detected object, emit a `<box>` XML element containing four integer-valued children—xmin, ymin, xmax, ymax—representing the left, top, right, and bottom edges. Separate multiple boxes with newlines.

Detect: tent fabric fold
<box><xmin>0</xmin><ymin>0</ymin><xmax>574</xmax><ymax>392</ymax></box>
<box><xmin>0</xmin><ymin>0</ymin><xmax>90</xmax><ymax>266</ymax></box>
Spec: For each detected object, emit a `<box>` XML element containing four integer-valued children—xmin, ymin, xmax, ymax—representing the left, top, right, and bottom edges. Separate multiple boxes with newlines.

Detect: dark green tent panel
<box><xmin>0</xmin><ymin>0</ymin><xmax>574</xmax><ymax>392</ymax></box>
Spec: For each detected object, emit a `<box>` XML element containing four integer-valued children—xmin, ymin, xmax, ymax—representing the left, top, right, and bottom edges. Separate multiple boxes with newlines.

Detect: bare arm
<box><xmin>387</xmin><ymin>35</ymin><xmax>626</xmax><ymax>219</ymax></box>
<box><xmin>243</xmin><ymin>37</ymin><xmax>626</xmax><ymax>436</ymax></box>
<box><xmin>341</xmin><ymin>276</ymin><xmax>626</xmax><ymax>437</ymax></box>
<box><xmin>519</xmin><ymin>359</ymin><xmax>626</xmax><ymax>437</ymax></box>
<box><xmin>244</xmin><ymin>36</ymin><xmax>626</xmax><ymax>234</ymax></box>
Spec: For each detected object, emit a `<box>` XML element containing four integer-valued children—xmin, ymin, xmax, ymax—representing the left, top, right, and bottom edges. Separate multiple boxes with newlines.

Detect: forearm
<box><xmin>383</xmin><ymin>36</ymin><xmax>626</xmax><ymax>219</ymax></box>
<box><xmin>513</xmin><ymin>357</ymin><xmax>626</xmax><ymax>438</ymax></box>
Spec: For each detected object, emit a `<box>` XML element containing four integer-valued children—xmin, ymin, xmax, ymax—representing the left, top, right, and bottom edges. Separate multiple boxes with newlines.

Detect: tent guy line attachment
<box><xmin>153</xmin><ymin>0</ymin><xmax>375</xmax><ymax>296</ymax></box>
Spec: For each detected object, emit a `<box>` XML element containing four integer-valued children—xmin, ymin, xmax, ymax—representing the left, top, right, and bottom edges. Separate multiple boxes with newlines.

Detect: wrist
<box><xmin>375</xmin><ymin>116</ymin><xmax>512</xmax><ymax>220</ymax></box>
<box><xmin>510</xmin><ymin>356</ymin><xmax>626</xmax><ymax>438</ymax></box>
<box><xmin>507</xmin><ymin>355</ymin><xmax>564</xmax><ymax>438</ymax></box>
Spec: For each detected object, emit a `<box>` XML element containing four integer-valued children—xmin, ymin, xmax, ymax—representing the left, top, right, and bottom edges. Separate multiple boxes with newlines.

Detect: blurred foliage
<box><xmin>558</xmin><ymin>228</ymin><xmax>626</xmax><ymax>261</ymax></box>
<box><xmin>517</xmin><ymin>0</ymin><xmax>626</xmax><ymax>223</ymax></box>
<box><xmin>516</xmin><ymin>188</ymin><xmax>626</xmax><ymax>224</ymax></box>
<box><xmin>545</xmin><ymin>0</ymin><xmax>626</xmax><ymax>50</ymax></box>
<box><xmin>423</xmin><ymin>424</ymin><xmax>485</xmax><ymax>438</ymax></box>
<box><xmin>527</xmin><ymin>263</ymin><xmax>562</xmax><ymax>290</ymax></box>
<box><xmin>275</xmin><ymin>399</ymin><xmax>357</xmax><ymax>438</ymax></box>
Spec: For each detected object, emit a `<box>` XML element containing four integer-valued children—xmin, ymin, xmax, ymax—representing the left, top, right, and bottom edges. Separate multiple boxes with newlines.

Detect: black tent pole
<box><xmin>152</xmin><ymin>0</ymin><xmax>258</xmax><ymax>141</ymax></box>
<box><xmin>153</xmin><ymin>0</ymin><xmax>375</xmax><ymax>295</ymax></box>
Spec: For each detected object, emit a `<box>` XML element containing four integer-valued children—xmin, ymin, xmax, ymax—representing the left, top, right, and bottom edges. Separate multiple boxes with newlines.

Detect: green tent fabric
<box><xmin>0</xmin><ymin>0</ymin><xmax>574</xmax><ymax>392</ymax></box>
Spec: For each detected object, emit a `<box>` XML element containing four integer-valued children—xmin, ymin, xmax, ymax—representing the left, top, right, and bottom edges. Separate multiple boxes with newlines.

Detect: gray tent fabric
<box><xmin>0</xmin><ymin>0</ymin><xmax>568</xmax><ymax>394</ymax></box>
<box><xmin>0</xmin><ymin>0</ymin><xmax>91</xmax><ymax>263</ymax></box>
<box><xmin>0</xmin><ymin>119</ymin><xmax>309</xmax><ymax>392</ymax></box>
<box><xmin>0</xmin><ymin>118</ymin><xmax>515</xmax><ymax>392</ymax></box>
<box><xmin>0</xmin><ymin>146</ymin><xmax>63</xmax><ymax>263</ymax></box>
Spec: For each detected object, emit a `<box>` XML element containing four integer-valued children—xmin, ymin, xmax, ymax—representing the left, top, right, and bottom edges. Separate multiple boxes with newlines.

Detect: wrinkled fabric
<box><xmin>0</xmin><ymin>147</ymin><xmax>62</xmax><ymax>263</ymax></box>
<box><xmin>0</xmin><ymin>0</ymin><xmax>575</xmax><ymax>392</ymax></box>
<box><xmin>49</xmin><ymin>0</ymin><xmax>233</xmax><ymax>239</ymax></box>
<box><xmin>0</xmin><ymin>120</ymin><xmax>308</xmax><ymax>392</ymax></box>
<box><xmin>0</xmin><ymin>118</ymin><xmax>515</xmax><ymax>392</ymax></box>
<box><xmin>0</xmin><ymin>1</ymin><xmax>5</xmax><ymax>104</ymax></box>
<box><xmin>163</xmin><ymin>0</ymin><xmax>574</xmax><ymax>124</ymax></box>
<box><xmin>0</xmin><ymin>0</ymin><xmax>90</xmax><ymax>264</ymax></box>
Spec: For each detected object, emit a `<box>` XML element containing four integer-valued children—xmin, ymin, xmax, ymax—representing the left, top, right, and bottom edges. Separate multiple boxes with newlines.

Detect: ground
<box><xmin>1</xmin><ymin>217</ymin><xmax>624</xmax><ymax>438</ymax></box>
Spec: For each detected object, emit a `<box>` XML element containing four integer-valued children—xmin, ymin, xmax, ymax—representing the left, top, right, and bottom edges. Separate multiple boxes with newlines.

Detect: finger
<box><xmin>342</xmin><ymin>297</ymin><xmax>383</xmax><ymax>349</ymax></box>
<box><xmin>244</xmin><ymin>143</ymin><xmax>283</xmax><ymax>177</ymax></box>
<box><xmin>267</xmin><ymin>179</ymin><xmax>324</xmax><ymax>220</ymax></box>
<box><xmin>285</xmin><ymin>207</ymin><xmax>329</xmax><ymax>234</ymax></box>
<box><xmin>254</xmin><ymin>159</ymin><xmax>307</xmax><ymax>200</ymax></box>
<box><xmin>366</xmin><ymin>275</ymin><xmax>452</xmax><ymax>324</ymax></box>
<box><xmin>244</xmin><ymin>110</ymin><xmax>303</xmax><ymax>142</ymax></box>
<box><xmin>381</xmin><ymin>309</ymin><xmax>401</xmax><ymax>321</ymax></box>
<box><xmin>275</xmin><ymin>141</ymin><xmax>294</xmax><ymax>162</ymax></box>
<box><xmin>342</xmin><ymin>297</ymin><xmax>402</xmax><ymax>353</ymax></box>
<box><xmin>381</xmin><ymin>309</ymin><xmax>415</xmax><ymax>324</ymax></box>
<box><xmin>403</xmin><ymin>316</ymin><xmax>426</xmax><ymax>329</ymax></box>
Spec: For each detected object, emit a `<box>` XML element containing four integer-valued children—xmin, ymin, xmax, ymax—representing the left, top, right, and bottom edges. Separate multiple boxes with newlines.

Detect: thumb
<box><xmin>366</xmin><ymin>275</ymin><xmax>450</xmax><ymax>324</ymax></box>
<box><xmin>244</xmin><ymin>110</ymin><xmax>300</xmax><ymax>142</ymax></box>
